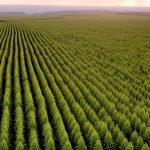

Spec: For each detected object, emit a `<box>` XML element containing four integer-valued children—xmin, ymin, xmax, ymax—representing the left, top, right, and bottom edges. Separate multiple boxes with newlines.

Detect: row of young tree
<box><xmin>0</xmin><ymin>22</ymin><xmax>149</xmax><ymax>149</ymax></box>
<box><xmin>0</xmin><ymin>24</ymin><xmax>15</xmax><ymax>149</ymax></box>
<box><xmin>28</xmin><ymin>24</ymin><xmax>150</xmax><ymax>149</ymax></box>
<box><xmin>25</xmin><ymin>26</ymin><xmax>134</xmax><ymax>149</ymax></box>
<box><xmin>23</xmin><ymin>24</ymin><xmax>103</xmax><ymax>150</ymax></box>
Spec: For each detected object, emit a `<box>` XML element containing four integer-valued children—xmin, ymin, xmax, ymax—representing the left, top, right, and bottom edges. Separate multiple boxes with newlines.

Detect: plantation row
<box><xmin>0</xmin><ymin>21</ymin><xmax>149</xmax><ymax>150</ymax></box>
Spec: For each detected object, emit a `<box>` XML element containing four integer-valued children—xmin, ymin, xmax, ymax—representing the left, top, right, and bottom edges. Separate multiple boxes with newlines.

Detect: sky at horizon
<box><xmin>0</xmin><ymin>0</ymin><xmax>150</xmax><ymax>7</ymax></box>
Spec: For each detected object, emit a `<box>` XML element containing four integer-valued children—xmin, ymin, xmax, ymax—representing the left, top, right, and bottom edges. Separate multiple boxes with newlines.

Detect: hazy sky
<box><xmin>0</xmin><ymin>0</ymin><xmax>150</xmax><ymax>7</ymax></box>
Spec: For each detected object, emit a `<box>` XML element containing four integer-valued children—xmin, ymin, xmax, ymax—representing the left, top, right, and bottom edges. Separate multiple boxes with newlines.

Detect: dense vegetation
<box><xmin>0</xmin><ymin>15</ymin><xmax>150</xmax><ymax>150</ymax></box>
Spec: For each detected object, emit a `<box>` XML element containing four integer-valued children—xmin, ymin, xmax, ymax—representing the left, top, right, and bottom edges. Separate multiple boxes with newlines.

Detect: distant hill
<box><xmin>117</xmin><ymin>12</ymin><xmax>150</xmax><ymax>16</ymax></box>
<box><xmin>0</xmin><ymin>5</ymin><xmax>150</xmax><ymax>16</ymax></box>
<box><xmin>0</xmin><ymin>12</ymin><xmax>27</xmax><ymax>16</ymax></box>
<box><xmin>33</xmin><ymin>10</ymin><xmax>117</xmax><ymax>16</ymax></box>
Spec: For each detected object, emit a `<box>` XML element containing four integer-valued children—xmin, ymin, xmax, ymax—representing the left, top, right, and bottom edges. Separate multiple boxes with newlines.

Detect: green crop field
<box><xmin>0</xmin><ymin>15</ymin><xmax>150</xmax><ymax>150</ymax></box>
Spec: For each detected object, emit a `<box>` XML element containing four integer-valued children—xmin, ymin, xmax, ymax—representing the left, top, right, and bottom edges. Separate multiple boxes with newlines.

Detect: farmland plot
<box><xmin>0</xmin><ymin>15</ymin><xmax>150</xmax><ymax>149</ymax></box>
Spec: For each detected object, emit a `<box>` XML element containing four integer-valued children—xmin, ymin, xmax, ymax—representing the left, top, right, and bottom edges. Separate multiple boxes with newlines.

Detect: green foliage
<box><xmin>121</xmin><ymin>120</ymin><xmax>132</xmax><ymax>137</ymax></box>
<box><xmin>93</xmin><ymin>141</ymin><xmax>103</xmax><ymax>150</ymax></box>
<box><xmin>0</xmin><ymin>140</ymin><xmax>8</xmax><ymax>150</ymax></box>
<box><xmin>136</xmin><ymin>137</ymin><xmax>144</xmax><ymax>150</ymax></box>
<box><xmin>143</xmin><ymin>127</ymin><xmax>150</xmax><ymax>145</ymax></box>
<box><xmin>125</xmin><ymin>143</ymin><xmax>134</xmax><ymax>150</ymax></box>
<box><xmin>0</xmin><ymin>16</ymin><xmax>149</xmax><ymax>150</ymax></box>
<box><xmin>104</xmin><ymin>131</ymin><xmax>115</xmax><ymax>150</ymax></box>
<box><xmin>130</xmin><ymin>131</ymin><xmax>138</xmax><ymax>146</ymax></box>
<box><xmin>141</xmin><ymin>144</ymin><xmax>150</xmax><ymax>150</ymax></box>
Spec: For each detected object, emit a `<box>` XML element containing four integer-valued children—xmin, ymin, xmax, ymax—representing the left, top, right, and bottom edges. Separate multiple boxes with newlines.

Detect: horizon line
<box><xmin>0</xmin><ymin>4</ymin><xmax>150</xmax><ymax>8</ymax></box>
